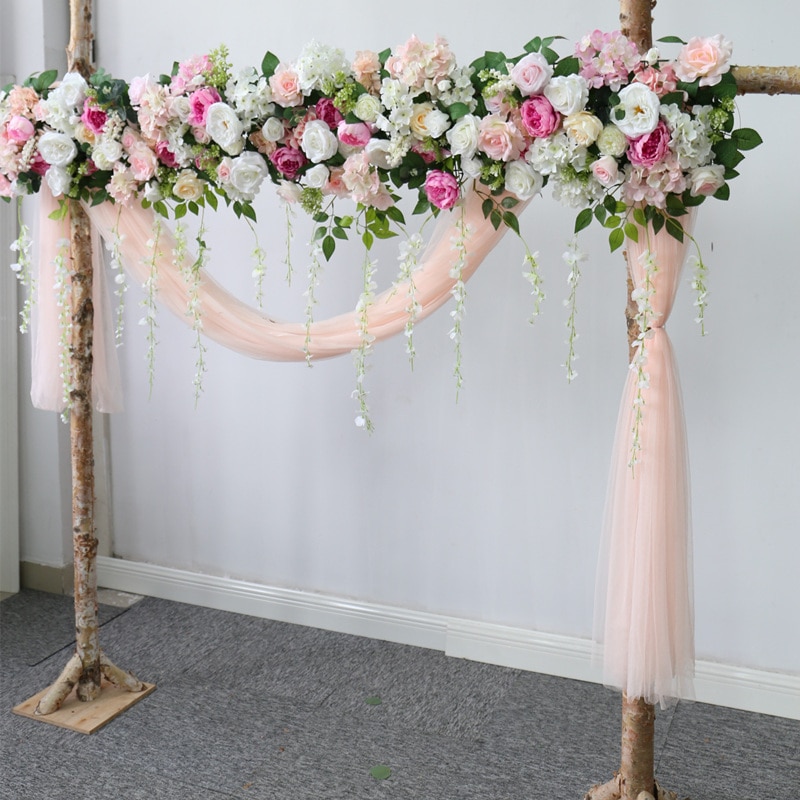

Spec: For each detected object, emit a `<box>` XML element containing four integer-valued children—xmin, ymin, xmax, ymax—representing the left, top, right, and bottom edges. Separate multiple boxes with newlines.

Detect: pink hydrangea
<box><xmin>386</xmin><ymin>35</ymin><xmax>455</xmax><ymax>91</ymax></box>
<box><xmin>634</xmin><ymin>63</ymin><xmax>679</xmax><ymax>97</ymax></box>
<box><xmin>622</xmin><ymin>155</ymin><xmax>687</xmax><ymax>208</ymax></box>
<box><xmin>576</xmin><ymin>30</ymin><xmax>640</xmax><ymax>91</ymax></box>
<box><xmin>171</xmin><ymin>54</ymin><xmax>212</xmax><ymax>95</ymax></box>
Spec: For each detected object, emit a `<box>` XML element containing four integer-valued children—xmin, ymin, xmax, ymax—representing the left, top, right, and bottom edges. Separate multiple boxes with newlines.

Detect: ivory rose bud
<box><xmin>37</xmin><ymin>131</ymin><xmax>78</xmax><ymax>167</ymax></box>
<box><xmin>563</xmin><ymin>111</ymin><xmax>603</xmax><ymax>146</ymax></box>
<box><xmin>446</xmin><ymin>114</ymin><xmax>480</xmax><ymax>158</ymax></box>
<box><xmin>301</xmin><ymin>119</ymin><xmax>339</xmax><ymax>163</ymax></box>
<box><xmin>7</xmin><ymin>116</ymin><xmax>35</xmax><ymax>143</ymax></box>
<box><xmin>504</xmin><ymin>160</ymin><xmax>543</xmax><ymax>200</ymax></box>
<box><xmin>269</xmin><ymin>66</ymin><xmax>303</xmax><ymax>107</ymax></box>
<box><xmin>543</xmin><ymin>74</ymin><xmax>588</xmax><ymax>116</ymax></box>
<box><xmin>277</xmin><ymin>179</ymin><xmax>303</xmax><ymax>203</ymax></box>
<box><xmin>478</xmin><ymin>114</ymin><xmax>525</xmax><ymax>162</ymax></box>
<box><xmin>261</xmin><ymin>117</ymin><xmax>285</xmax><ymax>143</ymax></box>
<box><xmin>228</xmin><ymin>152</ymin><xmax>268</xmax><ymax>200</ymax></box>
<box><xmin>590</xmin><ymin>155</ymin><xmax>620</xmax><ymax>188</ymax></box>
<box><xmin>269</xmin><ymin>146</ymin><xmax>307</xmax><ymax>179</ymax></box>
<box><xmin>676</xmin><ymin>35</ymin><xmax>733</xmax><ymax>87</ymax></box>
<box><xmin>353</xmin><ymin>93</ymin><xmax>381</xmax><ymax>124</ymax></box>
<box><xmin>627</xmin><ymin>120</ymin><xmax>671</xmax><ymax>168</ymax></box>
<box><xmin>188</xmin><ymin>87</ymin><xmax>221</xmax><ymax>126</ymax></box>
<box><xmin>172</xmin><ymin>169</ymin><xmax>205</xmax><ymax>201</ymax></box>
<box><xmin>613</xmin><ymin>83</ymin><xmax>660</xmax><ymax>138</ymax></box>
<box><xmin>206</xmin><ymin>102</ymin><xmax>244</xmax><ymax>155</ymax></box>
<box><xmin>596</xmin><ymin>124</ymin><xmax>628</xmax><ymax>157</ymax></box>
<box><xmin>520</xmin><ymin>95</ymin><xmax>560</xmax><ymax>138</ymax></box>
<box><xmin>510</xmin><ymin>52</ymin><xmax>552</xmax><ymax>96</ymax></box>
<box><xmin>45</xmin><ymin>165</ymin><xmax>71</xmax><ymax>197</ymax></box>
<box><xmin>424</xmin><ymin>169</ymin><xmax>460</xmax><ymax>210</ymax></box>
<box><xmin>337</xmin><ymin>121</ymin><xmax>372</xmax><ymax>148</ymax></box>
<box><xmin>688</xmin><ymin>163</ymin><xmax>725</xmax><ymax>196</ymax></box>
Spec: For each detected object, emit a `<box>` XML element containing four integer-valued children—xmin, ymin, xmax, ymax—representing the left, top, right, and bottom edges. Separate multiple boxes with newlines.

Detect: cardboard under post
<box><xmin>12</xmin><ymin>680</ymin><xmax>156</xmax><ymax>734</ymax></box>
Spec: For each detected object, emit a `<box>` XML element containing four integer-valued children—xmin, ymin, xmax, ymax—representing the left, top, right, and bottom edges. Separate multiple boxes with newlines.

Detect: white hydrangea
<box><xmin>295</xmin><ymin>41</ymin><xmax>350</xmax><ymax>94</ymax></box>
<box><xmin>437</xmin><ymin>65</ymin><xmax>477</xmax><ymax>110</ymax></box>
<box><xmin>550</xmin><ymin>173</ymin><xmax>604</xmax><ymax>208</ymax></box>
<box><xmin>660</xmin><ymin>104</ymin><xmax>713</xmax><ymax>169</ymax></box>
<box><xmin>526</xmin><ymin>132</ymin><xmax>588</xmax><ymax>176</ymax></box>
<box><xmin>226</xmin><ymin>67</ymin><xmax>275</xmax><ymax>125</ymax></box>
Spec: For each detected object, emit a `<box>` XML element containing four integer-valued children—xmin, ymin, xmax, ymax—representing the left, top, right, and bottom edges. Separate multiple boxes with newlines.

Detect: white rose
<box><xmin>261</xmin><ymin>116</ymin><xmax>285</xmax><ymax>142</ymax></box>
<box><xmin>460</xmin><ymin>155</ymin><xmax>483</xmax><ymax>180</ymax></box>
<box><xmin>596</xmin><ymin>125</ymin><xmax>628</xmax><ymax>157</ymax></box>
<box><xmin>169</xmin><ymin>96</ymin><xmax>192</xmax><ymax>124</ymax></box>
<box><xmin>91</xmin><ymin>137</ymin><xmax>124</xmax><ymax>171</ymax></box>
<box><xmin>206</xmin><ymin>102</ymin><xmax>244</xmax><ymax>155</ymax></box>
<box><xmin>172</xmin><ymin>169</ymin><xmax>205</xmax><ymax>202</ymax></box>
<box><xmin>365</xmin><ymin>139</ymin><xmax>393</xmax><ymax>170</ymax></box>
<box><xmin>45</xmin><ymin>165</ymin><xmax>71</xmax><ymax>197</ymax></box>
<box><xmin>543</xmin><ymin>75</ymin><xmax>588</xmax><ymax>116</ymax></box>
<box><xmin>424</xmin><ymin>108</ymin><xmax>451</xmax><ymax>139</ymax></box>
<box><xmin>504</xmin><ymin>160</ymin><xmax>543</xmax><ymax>200</ymax></box>
<box><xmin>301</xmin><ymin>119</ymin><xmax>338</xmax><ymax>163</ymax></box>
<box><xmin>614</xmin><ymin>83</ymin><xmax>661</xmax><ymax>137</ymax></box>
<box><xmin>409</xmin><ymin>102</ymin><xmax>435</xmax><ymax>139</ymax></box>
<box><xmin>143</xmin><ymin>181</ymin><xmax>163</xmax><ymax>203</ymax></box>
<box><xmin>227</xmin><ymin>151</ymin><xmax>267</xmax><ymax>201</ymax></box>
<box><xmin>354</xmin><ymin>93</ymin><xmax>382</xmax><ymax>124</ymax></box>
<box><xmin>688</xmin><ymin>164</ymin><xmax>725</xmax><ymax>197</ymax></box>
<box><xmin>276</xmin><ymin>179</ymin><xmax>302</xmax><ymax>203</ymax></box>
<box><xmin>446</xmin><ymin>114</ymin><xmax>480</xmax><ymax>158</ymax></box>
<box><xmin>563</xmin><ymin>111</ymin><xmax>603</xmax><ymax>146</ymax></box>
<box><xmin>37</xmin><ymin>131</ymin><xmax>78</xmax><ymax>167</ymax></box>
<box><xmin>510</xmin><ymin>52</ymin><xmax>552</xmax><ymax>96</ymax></box>
<box><xmin>304</xmin><ymin>164</ymin><xmax>329</xmax><ymax>188</ymax></box>
<box><xmin>56</xmin><ymin>72</ymin><xmax>88</xmax><ymax>109</ymax></box>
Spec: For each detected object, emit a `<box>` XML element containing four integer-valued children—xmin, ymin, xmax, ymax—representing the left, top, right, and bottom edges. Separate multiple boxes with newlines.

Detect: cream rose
<box><xmin>563</xmin><ymin>111</ymin><xmax>603</xmax><ymax>146</ymax></box>
<box><xmin>613</xmin><ymin>83</ymin><xmax>661</xmax><ymax>138</ymax></box>
<box><xmin>172</xmin><ymin>170</ymin><xmax>205</xmax><ymax>202</ymax></box>
<box><xmin>354</xmin><ymin>93</ymin><xmax>382</xmax><ymax>124</ymax></box>
<box><xmin>409</xmin><ymin>102</ymin><xmax>435</xmax><ymax>139</ymax></box>
<box><xmin>504</xmin><ymin>160</ymin><xmax>544</xmax><ymax>200</ymax></box>
<box><xmin>37</xmin><ymin>131</ymin><xmax>78</xmax><ymax>167</ymax></box>
<box><xmin>206</xmin><ymin>102</ymin><xmax>244</xmax><ymax>155</ymax></box>
<box><xmin>596</xmin><ymin>125</ymin><xmax>628</xmax><ymax>157</ymax></box>
<box><xmin>304</xmin><ymin>163</ymin><xmax>330</xmax><ymax>189</ymax></box>
<box><xmin>301</xmin><ymin>119</ymin><xmax>339</xmax><ymax>163</ymax></box>
<box><xmin>676</xmin><ymin>35</ymin><xmax>733</xmax><ymax>87</ymax></box>
<box><xmin>543</xmin><ymin>75</ymin><xmax>588</xmax><ymax>116</ymax></box>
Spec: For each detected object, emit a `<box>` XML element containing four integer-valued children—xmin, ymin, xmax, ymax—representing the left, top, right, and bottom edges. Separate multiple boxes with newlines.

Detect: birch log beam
<box><xmin>733</xmin><ymin>65</ymin><xmax>800</xmax><ymax>95</ymax></box>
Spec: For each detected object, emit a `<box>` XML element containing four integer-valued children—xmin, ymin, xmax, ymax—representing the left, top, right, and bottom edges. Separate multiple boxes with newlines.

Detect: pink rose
<box><xmin>316</xmin><ymin>98</ymin><xmax>343</xmax><ymax>129</ymax></box>
<box><xmin>216</xmin><ymin>157</ymin><xmax>232</xmax><ymax>183</ymax></box>
<box><xmin>675</xmin><ymin>35</ymin><xmax>733</xmax><ymax>87</ymax></box>
<box><xmin>81</xmin><ymin>100</ymin><xmax>108</xmax><ymax>135</ymax></box>
<box><xmin>337</xmin><ymin>121</ymin><xmax>372</xmax><ymax>148</ymax></box>
<box><xmin>520</xmin><ymin>96</ymin><xmax>561</xmax><ymax>139</ymax></box>
<box><xmin>510</xmin><ymin>52</ymin><xmax>553</xmax><ymax>96</ymax></box>
<box><xmin>29</xmin><ymin>151</ymin><xmax>49</xmax><ymax>176</ymax></box>
<box><xmin>591</xmin><ymin>155</ymin><xmax>620</xmax><ymax>187</ymax></box>
<box><xmin>7</xmin><ymin>115</ymin><xmax>35</xmax><ymax>143</ymax></box>
<box><xmin>627</xmin><ymin>120</ymin><xmax>671</xmax><ymax>168</ymax></box>
<box><xmin>269</xmin><ymin>66</ymin><xmax>303</xmax><ymax>107</ymax></box>
<box><xmin>188</xmin><ymin>87</ymin><xmax>221</xmax><ymax>126</ymax></box>
<box><xmin>128</xmin><ymin>141</ymin><xmax>158</xmax><ymax>181</ymax></box>
<box><xmin>478</xmin><ymin>115</ymin><xmax>526</xmax><ymax>162</ymax></box>
<box><xmin>155</xmin><ymin>140</ymin><xmax>179</xmax><ymax>168</ymax></box>
<box><xmin>424</xmin><ymin>170</ymin><xmax>460</xmax><ymax>210</ymax></box>
<box><xmin>269</xmin><ymin>146</ymin><xmax>307</xmax><ymax>179</ymax></box>
<box><xmin>688</xmin><ymin>164</ymin><xmax>725</xmax><ymax>197</ymax></box>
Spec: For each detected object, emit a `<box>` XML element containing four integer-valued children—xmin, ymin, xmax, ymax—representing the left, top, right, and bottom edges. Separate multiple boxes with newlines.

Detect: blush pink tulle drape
<box><xmin>30</xmin><ymin>188</ymin><xmax>526</xmax><ymax>412</ymax></box>
<box><xmin>593</xmin><ymin>214</ymin><xmax>696</xmax><ymax>708</ymax></box>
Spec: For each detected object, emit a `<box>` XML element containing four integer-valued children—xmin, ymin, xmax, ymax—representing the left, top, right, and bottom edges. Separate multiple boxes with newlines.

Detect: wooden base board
<box><xmin>12</xmin><ymin>680</ymin><xmax>156</xmax><ymax>734</ymax></box>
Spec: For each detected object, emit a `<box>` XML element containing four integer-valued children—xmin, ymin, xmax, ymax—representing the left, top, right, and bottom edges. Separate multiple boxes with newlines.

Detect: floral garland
<box><xmin>1</xmin><ymin>30</ymin><xmax>761</xmax><ymax>426</ymax></box>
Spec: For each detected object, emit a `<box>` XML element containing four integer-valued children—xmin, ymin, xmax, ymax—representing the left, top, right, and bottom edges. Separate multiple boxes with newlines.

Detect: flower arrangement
<box><xmin>1</xmin><ymin>31</ymin><xmax>761</xmax><ymax>427</ymax></box>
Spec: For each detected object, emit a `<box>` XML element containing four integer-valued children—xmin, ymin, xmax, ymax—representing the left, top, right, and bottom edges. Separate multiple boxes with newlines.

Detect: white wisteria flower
<box><xmin>37</xmin><ymin>131</ymin><xmax>78</xmax><ymax>167</ymax></box>
<box><xmin>613</xmin><ymin>83</ymin><xmax>660</xmax><ymax>137</ymax></box>
<box><xmin>301</xmin><ymin>119</ymin><xmax>339</xmax><ymax>163</ymax></box>
<box><xmin>206</xmin><ymin>102</ymin><xmax>244</xmax><ymax>155</ymax></box>
<box><xmin>505</xmin><ymin>160</ymin><xmax>543</xmax><ymax>200</ymax></box>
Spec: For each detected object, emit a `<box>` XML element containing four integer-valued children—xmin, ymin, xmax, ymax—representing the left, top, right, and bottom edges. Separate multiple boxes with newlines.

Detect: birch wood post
<box><xmin>34</xmin><ymin>0</ymin><xmax>146</xmax><ymax>717</ymax></box>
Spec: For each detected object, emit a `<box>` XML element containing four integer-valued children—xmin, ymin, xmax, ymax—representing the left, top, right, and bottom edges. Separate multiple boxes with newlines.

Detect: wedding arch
<box><xmin>4</xmin><ymin>1</ymin><xmax>799</xmax><ymax>798</ymax></box>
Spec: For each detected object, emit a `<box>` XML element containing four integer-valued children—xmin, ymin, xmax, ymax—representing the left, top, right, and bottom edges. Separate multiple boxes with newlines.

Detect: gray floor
<box><xmin>1</xmin><ymin>590</ymin><xmax>798</xmax><ymax>800</ymax></box>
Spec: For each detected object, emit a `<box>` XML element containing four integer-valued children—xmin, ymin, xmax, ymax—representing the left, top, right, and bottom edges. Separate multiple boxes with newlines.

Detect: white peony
<box><xmin>504</xmin><ymin>160</ymin><xmax>543</xmax><ymax>200</ymax></box>
<box><xmin>206</xmin><ymin>102</ymin><xmax>244</xmax><ymax>155</ymax></box>
<box><xmin>301</xmin><ymin>119</ymin><xmax>338</xmax><ymax>163</ymax></box>
<box><xmin>45</xmin><ymin>165</ymin><xmax>71</xmax><ymax>197</ymax></box>
<box><xmin>446</xmin><ymin>114</ymin><xmax>480</xmax><ymax>159</ymax></box>
<box><xmin>543</xmin><ymin>75</ymin><xmax>588</xmax><ymax>116</ymax></box>
<box><xmin>613</xmin><ymin>83</ymin><xmax>661</xmax><ymax>138</ymax></box>
<box><xmin>54</xmin><ymin>72</ymin><xmax>88</xmax><ymax>110</ymax></box>
<box><xmin>91</xmin><ymin>137</ymin><xmax>124</xmax><ymax>171</ymax></box>
<box><xmin>37</xmin><ymin>131</ymin><xmax>78</xmax><ymax>167</ymax></box>
<box><xmin>423</xmin><ymin>108</ymin><xmax>451</xmax><ymax>139</ymax></box>
<box><xmin>227</xmin><ymin>151</ymin><xmax>267</xmax><ymax>201</ymax></box>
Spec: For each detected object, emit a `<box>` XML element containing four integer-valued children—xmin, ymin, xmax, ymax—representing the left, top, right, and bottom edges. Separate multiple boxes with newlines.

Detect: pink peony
<box><xmin>520</xmin><ymin>96</ymin><xmax>561</xmax><ymax>139</ymax></box>
<box><xmin>478</xmin><ymin>115</ymin><xmax>526</xmax><ymax>162</ymax></box>
<box><xmin>337</xmin><ymin>121</ymin><xmax>372</xmax><ymax>148</ymax></box>
<box><xmin>634</xmin><ymin>63</ymin><xmax>679</xmax><ymax>97</ymax></box>
<box><xmin>316</xmin><ymin>98</ymin><xmax>343</xmax><ymax>129</ymax></box>
<box><xmin>81</xmin><ymin>100</ymin><xmax>108</xmax><ymax>135</ymax></box>
<box><xmin>29</xmin><ymin>151</ymin><xmax>49</xmax><ymax>176</ymax></box>
<box><xmin>269</xmin><ymin>146</ymin><xmax>307</xmax><ymax>179</ymax></box>
<box><xmin>188</xmin><ymin>87</ymin><xmax>221</xmax><ymax>126</ymax></box>
<box><xmin>155</xmin><ymin>140</ymin><xmax>179</xmax><ymax>168</ymax></box>
<box><xmin>675</xmin><ymin>35</ymin><xmax>733</xmax><ymax>87</ymax></box>
<box><xmin>6</xmin><ymin>115</ymin><xmax>35</xmax><ymax>143</ymax></box>
<box><xmin>627</xmin><ymin>120</ymin><xmax>671</xmax><ymax>168</ymax></box>
<box><xmin>424</xmin><ymin>170</ymin><xmax>460</xmax><ymax>210</ymax></box>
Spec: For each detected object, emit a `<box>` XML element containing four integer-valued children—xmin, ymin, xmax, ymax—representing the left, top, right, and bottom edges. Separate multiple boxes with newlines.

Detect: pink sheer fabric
<box><xmin>593</xmin><ymin>213</ymin><xmax>696</xmax><ymax>708</ymax></box>
<box><xmin>31</xmin><ymin>192</ymin><xmax>123</xmax><ymax>413</ymax></box>
<box><xmin>29</xmin><ymin>187</ymin><xmax>525</xmax><ymax>409</ymax></box>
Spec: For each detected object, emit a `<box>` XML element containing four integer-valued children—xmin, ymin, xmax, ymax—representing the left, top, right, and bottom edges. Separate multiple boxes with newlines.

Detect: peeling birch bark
<box><xmin>99</xmin><ymin>652</ymin><xmax>146</xmax><ymax>692</ymax></box>
<box><xmin>35</xmin><ymin>653</ymin><xmax>83</xmax><ymax>715</ymax></box>
<box><xmin>732</xmin><ymin>65</ymin><xmax>800</xmax><ymax>95</ymax></box>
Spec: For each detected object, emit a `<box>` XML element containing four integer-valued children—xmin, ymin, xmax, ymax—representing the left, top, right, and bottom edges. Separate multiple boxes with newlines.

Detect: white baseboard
<box><xmin>97</xmin><ymin>556</ymin><xmax>800</xmax><ymax>721</ymax></box>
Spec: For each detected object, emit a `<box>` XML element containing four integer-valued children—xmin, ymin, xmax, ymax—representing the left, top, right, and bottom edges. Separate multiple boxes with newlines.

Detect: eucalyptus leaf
<box><xmin>370</xmin><ymin>765</ymin><xmax>392</xmax><ymax>781</ymax></box>
<box><xmin>365</xmin><ymin>696</ymin><xmax>382</xmax><ymax>706</ymax></box>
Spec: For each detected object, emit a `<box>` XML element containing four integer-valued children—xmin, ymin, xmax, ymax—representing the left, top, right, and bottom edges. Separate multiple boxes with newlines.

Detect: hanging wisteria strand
<box><xmin>140</xmin><ymin>216</ymin><xmax>162</xmax><ymax>396</ymax></box>
<box><xmin>562</xmin><ymin>237</ymin><xmax>586</xmax><ymax>382</ymax></box>
<box><xmin>690</xmin><ymin>253</ymin><xmax>709</xmax><ymax>336</ymax></box>
<box><xmin>105</xmin><ymin>216</ymin><xmax>128</xmax><ymax>346</ymax></box>
<box><xmin>393</xmin><ymin>233</ymin><xmax>424</xmax><ymax>368</ymax></box>
<box><xmin>9</xmin><ymin>202</ymin><xmax>34</xmax><ymax>334</ymax></box>
<box><xmin>52</xmin><ymin>237</ymin><xmax>73</xmax><ymax>421</ymax></box>
<box><xmin>353</xmin><ymin>251</ymin><xmax>378</xmax><ymax>431</ymax></box>
<box><xmin>523</xmin><ymin>248</ymin><xmax>545</xmax><ymax>324</ymax></box>
<box><xmin>448</xmin><ymin>208</ymin><xmax>471</xmax><ymax>400</ymax></box>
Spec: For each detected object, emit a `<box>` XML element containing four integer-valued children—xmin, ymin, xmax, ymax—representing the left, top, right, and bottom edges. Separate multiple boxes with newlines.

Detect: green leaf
<box><xmin>385</xmin><ymin>205</ymin><xmax>406</xmax><ymax>224</ymax></box>
<box><xmin>713</xmin><ymin>183</ymin><xmax>730</xmax><ymax>201</ymax></box>
<box><xmin>665</xmin><ymin>217</ymin><xmax>684</xmax><ymax>242</ymax></box>
<box><xmin>503</xmin><ymin>210</ymin><xmax>520</xmax><ymax>235</ymax></box>
<box><xmin>657</xmin><ymin>35</ymin><xmax>687</xmax><ymax>44</ymax></box>
<box><xmin>633</xmin><ymin>207</ymin><xmax>647</xmax><ymax>227</ymax></box>
<box><xmin>174</xmin><ymin>203</ymin><xmax>187</xmax><ymax>220</ymax></box>
<box><xmin>603</xmin><ymin>215</ymin><xmax>621</xmax><ymax>229</ymax></box>
<box><xmin>48</xmin><ymin>200</ymin><xmax>69</xmax><ymax>221</ymax></box>
<box><xmin>489</xmin><ymin>209</ymin><xmax>502</xmax><ymax>230</ymax></box>
<box><xmin>241</xmin><ymin>203</ymin><xmax>257</xmax><ymax>222</ymax></box>
<box><xmin>731</xmin><ymin>128</ymin><xmax>763</xmax><ymax>151</ymax></box>
<box><xmin>362</xmin><ymin>230</ymin><xmax>374</xmax><ymax>250</ymax></box>
<box><xmin>332</xmin><ymin>226</ymin><xmax>348</xmax><ymax>240</ymax></box>
<box><xmin>153</xmin><ymin>200</ymin><xmax>169</xmax><ymax>218</ymax></box>
<box><xmin>501</xmin><ymin>196</ymin><xmax>519</xmax><ymax>209</ymax></box>
<box><xmin>659</xmin><ymin>91</ymin><xmax>685</xmax><ymax>107</ymax></box>
<box><xmin>603</xmin><ymin>195</ymin><xmax>617</xmax><ymax>214</ymax></box>
<box><xmin>574</xmin><ymin>207</ymin><xmax>593</xmax><ymax>234</ymax></box>
<box><xmin>624</xmin><ymin>222</ymin><xmax>639</xmax><ymax>243</ymax></box>
<box><xmin>553</xmin><ymin>56</ymin><xmax>580</xmax><ymax>77</ymax></box>
<box><xmin>651</xmin><ymin>213</ymin><xmax>665</xmax><ymax>236</ymax></box>
<box><xmin>322</xmin><ymin>235</ymin><xmax>336</xmax><ymax>261</ymax></box>
<box><xmin>448</xmin><ymin>102</ymin><xmax>470</xmax><ymax>122</ymax></box>
<box><xmin>365</xmin><ymin>696</ymin><xmax>382</xmax><ymax>706</ymax></box>
<box><xmin>312</xmin><ymin>212</ymin><xmax>329</xmax><ymax>224</ymax></box>
<box><xmin>481</xmin><ymin>198</ymin><xmax>494</xmax><ymax>219</ymax></box>
<box><xmin>713</xmin><ymin>139</ymin><xmax>744</xmax><ymax>170</ymax></box>
<box><xmin>370</xmin><ymin>765</ymin><xmax>392</xmax><ymax>781</ymax></box>
<box><xmin>205</xmin><ymin>191</ymin><xmax>218</xmax><ymax>212</ymax></box>
<box><xmin>261</xmin><ymin>51</ymin><xmax>280</xmax><ymax>78</ymax></box>
<box><xmin>593</xmin><ymin>205</ymin><xmax>607</xmax><ymax>224</ymax></box>
<box><xmin>413</xmin><ymin>198</ymin><xmax>431</xmax><ymax>216</ymax></box>
<box><xmin>34</xmin><ymin>69</ymin><xmax>58</xmax><ymax>93</ymax></box>
<box><xmin>665</xmin><ymin>194</ymin><xmax>687</xmax><ymax>216</ymax></box>
<box><xmin>608</xmin><ymin>227</ymin><xmax>625</xmax><ymax>252</ymax></box>
<box><xmin>523</xmin><ymin>37</ymin><xmax>542</xmax><ymax>53</ymax></box>
<box><xmin>541</xmin><ymin>47</ymin><xmax>559</xmax><ymax>64</ymax></box>
<box><xmin>339</xmin><ymin>215</ymin><xmax>354</xmax><ymax>228</ymax></box>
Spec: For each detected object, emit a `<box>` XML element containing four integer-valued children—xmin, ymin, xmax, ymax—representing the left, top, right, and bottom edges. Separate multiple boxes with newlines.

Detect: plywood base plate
<box><xmin>12</xmin><ymin>679</ymin><xmax>156</xmax><ymax>734</ymax></box>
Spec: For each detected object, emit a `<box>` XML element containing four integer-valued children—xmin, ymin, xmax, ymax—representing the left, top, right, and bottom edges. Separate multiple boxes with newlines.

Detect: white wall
<box><xmin>10</xmin><ymin>0</ymin><xmax>800</xmax><ymax>683</ymax></box>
